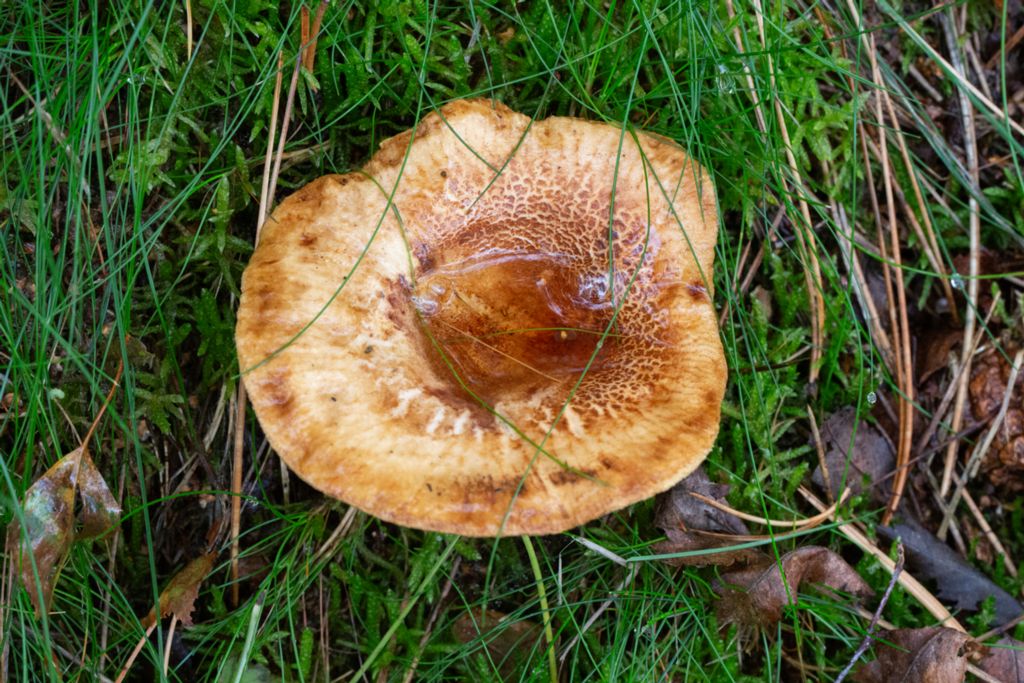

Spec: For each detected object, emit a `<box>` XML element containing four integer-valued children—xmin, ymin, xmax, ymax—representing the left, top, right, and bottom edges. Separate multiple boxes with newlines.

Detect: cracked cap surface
<box><xmin>235</xmin><ymin>99</ymin><xmax>726</xmax><ymax>536</ymax></box>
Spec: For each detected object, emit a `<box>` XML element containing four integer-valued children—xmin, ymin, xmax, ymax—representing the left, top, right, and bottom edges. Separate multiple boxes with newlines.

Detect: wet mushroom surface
<box><xmin>235</xmin><ymin>99</ymin><xmax>726</xmax><ymax>536</ymax></box>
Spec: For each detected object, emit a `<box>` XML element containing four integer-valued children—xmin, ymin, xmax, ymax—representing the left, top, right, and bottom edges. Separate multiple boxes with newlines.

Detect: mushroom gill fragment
<box><xmin>235</xmin><ymin>99</ymin><xmax>726</xmax><ymax>536</ymax></box>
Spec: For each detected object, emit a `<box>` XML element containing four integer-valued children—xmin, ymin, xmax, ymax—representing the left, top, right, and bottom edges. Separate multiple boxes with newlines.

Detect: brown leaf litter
<box><xmin>652</xmin><ymin>467</ymin><xmax>762</xmax><ymax>567</ymax></box>
<box><xmin>7</xmin><ymin>367</ymin><xmax>122</xmax><ymax>616</ymax></box>
<box><xmin>853</xmin><ymin>627</ymin><xmax>980</xmax><ymax>683</ymax></box>
<box><xmin>143</xmin><ymin>553</ymin><xmax>218</xmax><ymax>628</ymax></box>
<box><xmin>716</xmin><ymin>546</ymin><xmax>874</xmax><ymax>629</ymax></box>
<box><xmin>969</xmin><ymin>344</ymin><xmax>1024</xmax><ymax>490</ymax></box>
<box><xmin>811</xmin><ymin>406</ymin><xmax>894</xmax><ymax>502</ymax></box>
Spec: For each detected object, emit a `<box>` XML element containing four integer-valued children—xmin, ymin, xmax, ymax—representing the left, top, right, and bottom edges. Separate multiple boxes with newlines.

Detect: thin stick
<box><xmin>939</xmin><ymin>9</ymin><xmax>982</xmax><ymax>499</ymax></box>
<box><xmin>881</xmin><ymin>5</ymin><xmax>1024</xmax><ymax>139</ymax></box>
<box><xmin>984</xmin><ymin>23</ymin><xmax>1024</xmax><ymax>69</ymax></box>
<box><xmin>959</xmin><ymin>479</ymin><xmax>1018</xmax><ymax>578</ymax></box>
<box><xmin>916</xmin><ymin>292</ymin><xmax>1001</xmax><ymax>457</ymax></box>
<box><xmin>967</xmin><ymin>664</ymin><xmax>1008</xmax><ymax>683</ymax></box>
<box><xmin>866</xmin><ymin>33</ymin><xmax>914</xmax><ymax>526</ymax></box>
<box><xmin>163</xmin><ymin>614</ymin><xmax>178</xmax><ymax>676</ymax></box>
<box><xmin>305</xmin><ymin>1</ymin><xmax>329</xmax><ymax>74</ymax></box>
<box><xmin>231</xmin><ymin>52</ymin><xmax>285</xmax><ymax>607</ymax></box>
<box><xmin>686</xmin><ymin>488</ymin><xmax>850</xmax><ymax>529</ymax></box>
<box><xmin>523</xmin><ymin>536</ymin><xmax>558</xmax><ymax>683</ymax></box>
<box><xmin>300</xmin><ymin>6</ymin><xmax>310</xmax><ymax>68</ymax></box>
<box><xmin>807</xmin><ymin>407</ymin><xmax>833</xmax><ymax>504</ymax></box>
<box><xmin>831</xmin><ymin>201</ymin><xmax>895</xmax><ymax>369</ymax></box>
<box><xmin>834</xmin><ymin>542</ymin><xmax>905</xmax><ymax>683</ymax></box>
<box><xmin>798</xmin><ymin>487</ymin><xmax>964</xmax><ymax>631</ymax></box>
<box><xmin>978</xmin><ymin>612</ymin><xmax>1024</xmax><ymax>642</ymax></box>
<box><xmin>113</xmin><ymin>622</ymin><xmax>158</xmax><ymax>683</ymax></box>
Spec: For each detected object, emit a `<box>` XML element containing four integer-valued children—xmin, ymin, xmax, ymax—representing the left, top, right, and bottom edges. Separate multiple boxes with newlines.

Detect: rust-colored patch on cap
<box><xmin>235</xmin><ymin>99</ymin><xmax>726</xmax><ymax>536</ymax></box>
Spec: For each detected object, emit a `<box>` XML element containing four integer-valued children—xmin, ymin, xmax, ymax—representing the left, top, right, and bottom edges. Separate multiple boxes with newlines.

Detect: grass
<box><xmin>2</xmin><ymin>0</ymin><xmax>1023</xmax><ymax>680</ymax></box>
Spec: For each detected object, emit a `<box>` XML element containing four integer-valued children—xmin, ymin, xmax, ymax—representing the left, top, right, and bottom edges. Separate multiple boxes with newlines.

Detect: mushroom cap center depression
<box><xmin>410</xmin><ymin>248</ymin><xmax>619</xmax><ymax>401</ymax></box>
<box><xmin>405</xmin><ymin>220</ymin><xmax>679</xmax><ymax>411</ymax></box>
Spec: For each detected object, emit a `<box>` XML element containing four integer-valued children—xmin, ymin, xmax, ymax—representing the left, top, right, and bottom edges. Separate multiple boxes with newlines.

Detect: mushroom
<box><xmin>235</xmin><ymin>99</ymin><xmax>726</xmax><ymax>536</ymax></box>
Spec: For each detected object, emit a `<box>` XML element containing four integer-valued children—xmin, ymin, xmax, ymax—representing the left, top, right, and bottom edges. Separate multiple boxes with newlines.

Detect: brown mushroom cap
<box><xmin>235</xmin><ymin>99</ymin><xmax>726</xmax><ymax>536</ymax></box>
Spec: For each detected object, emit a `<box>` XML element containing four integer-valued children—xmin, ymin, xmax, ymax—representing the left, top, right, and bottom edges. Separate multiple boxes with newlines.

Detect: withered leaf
<box><xmin>978</xmin><ymin>636</ymin><xmax>1024</xmax><ymax>681</ymax></box>
<box><xmin>877</xmin><ymin>517</ymin><xmax>1023</xmax><ymax>626</ymax></box>
<box><xmin>717</xmin><ymin>546</ymin><xmax>873</xmax><ymax>629</ymax></box>
<box><xmin>854</xmin><ymin>627</ymin><xmax>979</xmax><ymax>683</ymax></box>
<box><xmin>9</xmin><ymin>447</ymin><xmax>122</xmax><ymax>616</ymax></box>
<box><xmin>8</xmin><ymin>456</ymin><xmax>76</xmax><ymax>615</ymax></box>
<box><xmin>144</xmin><ymin>553</ymin><xmax>217</xmax><ymax>627</ymax></box>
<box><xmin>811</xmin><ymin>407</ymin><xmax>894</xmax><ymax>503</ymax></box>
<box><xmin>916</xmin><ymin>326</ymin><xmax>962</xmax><ymax>385</ymax></box>
<box><xmin>652</xmin><ymin>467</ymin><xmax>762</xmax><ymax>567</ymax></box>
<box><xmin>452</xmin><ymin>608</ymin><xmax>545</xmax><ymax>680</ymax></box>
<box><xmin>76</xmin><ymin>448</ymin><xmax>121</xmax><ymax>538</ymax></box>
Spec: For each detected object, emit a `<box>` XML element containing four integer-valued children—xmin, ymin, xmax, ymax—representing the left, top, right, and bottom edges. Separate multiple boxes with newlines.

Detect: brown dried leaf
<box><xmin>854</xmin><ymin>627</ymin><xmax>978</xmax><ymax>683</ymax></box>
<box><xmin>7</xmin><ymin>455</ymin><xmax>76</xmax><ymax>616</ymax></box>
<box><xmin>978</xmin><ymin>637</ymin><xmax>1024</xmax><ymax>681</ymax></box>
<box><xmin>8</xmin><ymin>446</ymin><xmax>122</xmax><ymax>616</ymax></box>
<box><xmin>76</xmin><ymin>448</ymin><xmax>121</xmax><ymax>539</ymax></box>
<box><xmin>811</xmin><ymin>407</ymin><xmax>894</xmax><ymax>503</ymax></box>
<box><xmin>144</xmin><ymin>553</ymin><xmax>217</xmax><ymax>627</ymax></box>
<box><xmin>916</xmin><ymin>326</ymin><xmax>963</xmax><ymax>385</ymax></box>
<box><xmin>452</xmin><ymin>608</ymin><xmax>545</xmax><ymax>680</ymax></box>
<box><xmin>652</xmin><ymin>467</ymin><xmax>762</xmax><ymax>567</ymax></box>
<box><xmin>717</xmin><ymin>546</ymin><xmax>873</xmax><ymax>629</ymax></box>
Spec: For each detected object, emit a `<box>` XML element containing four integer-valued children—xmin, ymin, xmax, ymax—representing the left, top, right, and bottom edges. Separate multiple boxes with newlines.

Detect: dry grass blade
<box><xmin>797</xmin><ymin>487</ymin><xmax>965</xmax><ymax>631</ymax></box>
<box><xmin>303</xmin><ymin>1</ymin><xmax>328</xmax><ymax>75</ymax></box>
<box><xmin>939</xmin><ymin>9</ymin><xmax>982</xmax><ymax>501</ymax></box>
<box><xmin>231</xmin><ymin>51</ymin><xmax>286</xmax><ymax>606</ymax></box>
<box><xmin>750</xmin><ymin>0</ymin><xmax>826</xmax><ymax>385</ymax></box>
<box><xmin>687</xmin><ymin>488</ymin><xmax>850</xmax><ymax>529</ymax></box>
<box><xmin>183</xmin><ymin>0</ymin><xmax>193</xmax><ymax>61</ymax></box>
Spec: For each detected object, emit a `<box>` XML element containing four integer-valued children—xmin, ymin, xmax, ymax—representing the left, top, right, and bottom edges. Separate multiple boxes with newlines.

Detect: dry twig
<box><xmin>939</xmin><ymin>10</ymin><xmax>982</xmax><ymax>501</ymax></box>
<box><xmin>231</xmin><ymin>51</ymin><xmax>287</xmax><ymax>605</ymax></box>
<box><xmin>834</xmin><ymin>542</ymin><xmax>905</xmax><ymax>683</ymax></box>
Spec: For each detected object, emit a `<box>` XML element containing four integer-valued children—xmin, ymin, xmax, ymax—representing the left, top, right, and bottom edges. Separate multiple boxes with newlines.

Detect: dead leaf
<box><xmin>717</xmin><ymin>546</ymin><xmax>873</xmax><ymax>629</ymax></box>
<box><xmin>8</xmin><ymin>447</ymin><xmax>122</xmax><ymax>616</ymax></box>
<box><xmin>877</xmin><ymin>517</ymin><xmax>1023</xmax><ymax>626</ymax></box>
<box><xmin>76</xmin><ymin>448</ymin><xmax>121</xmax><ymax>538</ymax></box>
<box><xmin>452</xmin><ymin>608</ymin><xmax>545</xmax><ymax>680</ymax></box>
<box><xmin>811</xmin><ymin>407</ymin><xmax>894</xmax><ymax>503</ymax></box>
<box><xmin>978</xmin><ymin>637</ymin><xmax>1024</xmax><ymax>681</ymax></box>
<box><xmin>854</xmin><ymin>627</ymin><xmax>979</xmax><ymax>683</ymax></box>
<box><xmin>144</xmin><ymin>553</ymin><xmax>217</xmax><ymax>628</ymax></box>
<box><xmin>916</xmin><ymin>325</ymin><xmax>963</xmax><ymax>385</ymax></box>
<box><xmin>8</xmin><ymin>456</ymin><xmax>76</xmax><ymax>615</ymax></box>
<box><xmin>652</xmin><ymin>467</ymin><xmax>762</xmax><ymax>567</ymax></box>
<box><xmin>8</xmin><ymin>360</ymin><xmax>123</xmax><ymax>617</ymax></box>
